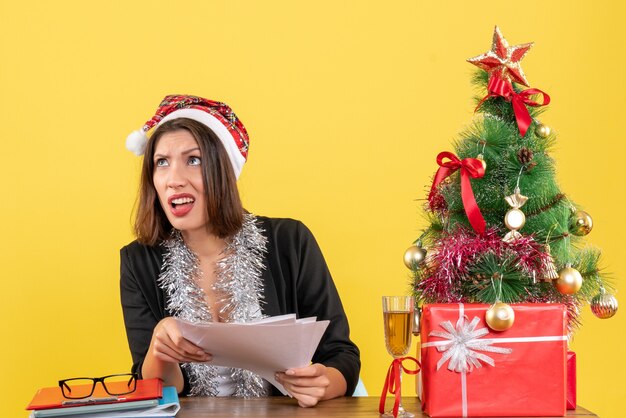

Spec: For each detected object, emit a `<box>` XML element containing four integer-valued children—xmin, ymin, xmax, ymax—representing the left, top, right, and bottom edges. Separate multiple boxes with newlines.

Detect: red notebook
<box><xmin>26</xmin><ymin>378</ymin><xmax>163</xmax><ymax>410</ymax></box>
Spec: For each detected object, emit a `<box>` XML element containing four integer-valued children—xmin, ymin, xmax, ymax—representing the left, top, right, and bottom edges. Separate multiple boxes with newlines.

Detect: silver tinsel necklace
<box><xmin>158</xmin><ymin>213</ymin><xmax>269</xmax><ymax>397</ymax></box>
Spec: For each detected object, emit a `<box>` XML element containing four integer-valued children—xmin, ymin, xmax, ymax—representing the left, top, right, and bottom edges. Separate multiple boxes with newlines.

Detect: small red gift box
<box><xmin>421</xmin><ymin>303</ymin><xmax>567</xmax><ymax>417</ymax></box>
<box><xmin>567</xmin><ymin>351</ymin><xmax>576</xmax><ymax>410</ymax></box>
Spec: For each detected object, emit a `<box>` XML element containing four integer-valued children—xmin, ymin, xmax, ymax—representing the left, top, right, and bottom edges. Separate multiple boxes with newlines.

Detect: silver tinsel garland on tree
<box><xmin>158</xmin><ymin>213</ymin><xmax>269</xmax><ymax>397</ymax></box>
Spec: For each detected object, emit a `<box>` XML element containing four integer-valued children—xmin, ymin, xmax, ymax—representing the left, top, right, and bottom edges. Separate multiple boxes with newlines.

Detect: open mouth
<box><xmin>170</xmin><ymin>196</ymin><xmax>195</xmax><ymax>208</ymax></box>
<box><xmin>168</xmin><ymin>194</ymin><xmax>196</xmax><ymax>217</ymax></box>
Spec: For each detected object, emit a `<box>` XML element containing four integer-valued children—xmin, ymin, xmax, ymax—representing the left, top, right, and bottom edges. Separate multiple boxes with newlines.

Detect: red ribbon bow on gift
<box><xmin>477</xmin><ymin>75</ymin><xmax>550</xmax><ymax>137</ymax></box>
<box><xmin>379</xmin><ymin>356</ymin><xmax>420</xmax><ymax>418</ymax></box>
<box><xmin>428</xmin><ymin>152</ymin><xmax>486</xmax><ymax>235</ymax></box>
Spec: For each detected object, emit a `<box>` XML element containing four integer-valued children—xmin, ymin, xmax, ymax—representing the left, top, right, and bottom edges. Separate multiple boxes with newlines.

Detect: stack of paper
<box><xmin>176</xmin><ymin>314</ymin><xmax>329</xmax><ymax>395</ymax></box>
<box><xmin>26</xmin><ymin>380</ymin><xmax>179</xmax><ymax>418</ymax></box>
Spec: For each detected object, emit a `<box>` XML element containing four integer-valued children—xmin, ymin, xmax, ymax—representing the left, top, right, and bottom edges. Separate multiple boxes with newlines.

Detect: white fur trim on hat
<box><xmin>126</xmin><ymin>129</ymin><xmax>148</xmax><ymax>156</ymax></box>
<box><xmin>158</xmin><ymin>108</ymin><xmax>246</xmax><ymax>179</ymax></box>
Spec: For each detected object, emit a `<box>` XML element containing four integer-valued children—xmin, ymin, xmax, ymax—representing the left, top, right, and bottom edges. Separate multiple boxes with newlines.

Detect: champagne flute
<box><xmin>382</xmin><ymin>296</ymin><xmax>414</xmax><ymax>418</ymax></box>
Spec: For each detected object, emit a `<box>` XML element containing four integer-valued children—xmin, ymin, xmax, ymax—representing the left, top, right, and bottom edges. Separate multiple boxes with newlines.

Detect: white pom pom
<box><xmin>126</xmin><ymin>129</ymin><xmax>148</xmax><ymax>156</ymax></box>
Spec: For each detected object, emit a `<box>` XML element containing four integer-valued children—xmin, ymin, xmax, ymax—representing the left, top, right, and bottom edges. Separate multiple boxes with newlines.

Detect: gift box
<box><xmin>567</xmin><ymin>351</ymin><xmax>576</xmax><ymax>410</ymax></box>
<box><xmin>421</xmin><ymin>303</ymin><xmax>567</xmax><ymax>417</ymax></box>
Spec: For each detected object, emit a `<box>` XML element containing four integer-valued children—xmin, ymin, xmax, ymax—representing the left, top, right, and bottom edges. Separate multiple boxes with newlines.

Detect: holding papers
<box><xmin>176</xmin><ymin>314</ymin><xmax>329</xmax><ymax>395</ymax></box>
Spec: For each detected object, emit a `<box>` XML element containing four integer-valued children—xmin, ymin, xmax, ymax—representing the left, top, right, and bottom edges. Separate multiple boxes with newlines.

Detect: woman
<box><xmin>120</xmin><ymin>95</ymin><xmax>360</xmax><ymax>407</ymax></box>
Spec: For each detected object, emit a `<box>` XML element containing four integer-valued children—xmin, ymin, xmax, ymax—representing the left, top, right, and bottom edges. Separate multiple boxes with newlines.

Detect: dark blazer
<box><xmin>120</xmin><ymin>216</ymin><xmax>361</xmax><ymax>396</ymax></box>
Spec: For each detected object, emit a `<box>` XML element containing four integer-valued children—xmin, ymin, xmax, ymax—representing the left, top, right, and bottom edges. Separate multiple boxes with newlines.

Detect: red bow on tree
<box><xmin>428</xmin><ymin>152</ymin><xmax>486</xmax><ymax>235</ymax></box>
<box><xmin>477</xmin><ymin>75</ymin><xmax>550</xmax><ymax>137</ymax></box>
<box><xmin>379</xmin><ymin>357</ymin><xmax>420</xmax><ymax>418</ymax></box>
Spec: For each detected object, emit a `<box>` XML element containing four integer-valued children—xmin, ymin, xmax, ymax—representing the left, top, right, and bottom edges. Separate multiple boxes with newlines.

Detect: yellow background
<box><xmin>1</xmin><ymin>1</ymin><xmax>624</xmax><ymax>417</ymax></box>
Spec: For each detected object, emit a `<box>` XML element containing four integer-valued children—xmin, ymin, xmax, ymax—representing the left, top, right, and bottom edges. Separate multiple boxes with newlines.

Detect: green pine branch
<box><xmin>463</xmin><ymin>252</ymin><xmax>531</xmax><ymax>303</ymax></box>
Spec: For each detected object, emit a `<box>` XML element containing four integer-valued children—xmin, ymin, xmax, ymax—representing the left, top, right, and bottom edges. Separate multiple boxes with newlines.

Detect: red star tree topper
<box><xmin>467</xmin><ymin>26</ymin><xmax>533</xmax><ymax>86</ymax></box>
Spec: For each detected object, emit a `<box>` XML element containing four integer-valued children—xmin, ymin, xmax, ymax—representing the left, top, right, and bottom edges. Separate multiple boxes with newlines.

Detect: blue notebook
<box><xmin>30</xmin><ymin>387</ymin><xmax>180</xmax><ymax>418</ymax></box>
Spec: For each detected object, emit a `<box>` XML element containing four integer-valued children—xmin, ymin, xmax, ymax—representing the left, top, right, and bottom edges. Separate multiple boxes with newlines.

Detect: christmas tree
<box><xmin>407</xmin><ymin>26</ymin><xmax>618</xmax><ymax>334</ymax></box>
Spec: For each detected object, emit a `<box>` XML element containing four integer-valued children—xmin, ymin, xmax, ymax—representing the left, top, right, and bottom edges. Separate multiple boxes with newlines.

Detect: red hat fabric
<box><xmin>126</xmin><ymin>94</ymin><xmax>249</xmax><ymax>179</ymax></box>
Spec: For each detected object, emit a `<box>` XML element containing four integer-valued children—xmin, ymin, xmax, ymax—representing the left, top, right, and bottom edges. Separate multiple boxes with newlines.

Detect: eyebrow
<box><xmin>154</xmin><ymin>147</ymin><xmax>201</xmax><ymax>159</ymax></box>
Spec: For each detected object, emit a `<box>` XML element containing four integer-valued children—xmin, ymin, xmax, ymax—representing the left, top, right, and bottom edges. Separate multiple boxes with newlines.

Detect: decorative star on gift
<box><xmin>467</xmin><ymin>26</ymin><xmax>534</xmax><ymax>86</ymax></box>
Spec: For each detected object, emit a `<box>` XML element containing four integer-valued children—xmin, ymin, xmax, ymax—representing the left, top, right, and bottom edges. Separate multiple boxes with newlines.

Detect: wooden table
<box><xmin>178</xmin><ymin>396</ymin><xmax>597</xmax><ymax>417</ymax></box>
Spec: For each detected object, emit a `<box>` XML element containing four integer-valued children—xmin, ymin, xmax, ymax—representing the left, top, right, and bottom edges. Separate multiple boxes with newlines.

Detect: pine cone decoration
<box><xmin>517</xmin><ymin>147</ymin><xmax>534</xmax><ymax>165</ymax></box>
<box><xmin>472</xmin><ymin>274</ymin><xmax>489</xmax><ymax>289</ymax></box>
<box><xmin>517</xmin><ymin>147</ymin><xmax>537</xmax><ymax>172</ymax></box>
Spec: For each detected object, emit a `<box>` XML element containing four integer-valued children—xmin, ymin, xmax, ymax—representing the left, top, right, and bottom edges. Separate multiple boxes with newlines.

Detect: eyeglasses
<box><xmin>58</xmin><ymin>373</ymin><xmax>138</xmax><ymax>399</ymax></box>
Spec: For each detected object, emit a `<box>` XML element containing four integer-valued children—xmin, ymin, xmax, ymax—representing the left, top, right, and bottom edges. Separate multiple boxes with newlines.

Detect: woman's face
<box><xmin>152</xmin><ymin>129</ymin><xmax>208</xmax><ymax>236</ymax></box>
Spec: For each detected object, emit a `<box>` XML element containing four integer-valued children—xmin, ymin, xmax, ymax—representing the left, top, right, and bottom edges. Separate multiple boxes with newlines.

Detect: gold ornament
<box><xmin>504</xmin><ymin>209</ymin><xmax>526</xmax><ymax>230</ymax></box>
<box><xmin>556</xmin><ymin>264</ymin><xmax>583</xmax><ymax>294</ymax></box>
<box><xmin>535</xmin><ymin>124</ymin><xmax>551</xmax><ymax>138</ymax></box>
<box><xmin>403</xmin><ymin>244</ymin><xmax>427</xmax><ymax>269</ymax></box>
<box><xmin>503</xmin><ymin>188</ymin><xmax>528</xmax><ymax>242</ymax></box>
<box><xmin>570</xmin><ymin>210</ymin><xmax>593</xmax><ymax>236</ymax></box>
<box><xmin>541</xmin><ymin>245</ymin><xmax>559</xmax><ymax>281</ymax></box>
<box><xmin>590</xmin><ymin>288</ymin><xmax>618</xmax><ymax>319</ymax></box>
<box><xmin>476</xmin><ymin>153</ymin><xmax>487</xmax><ymax>171</ymax></box>
<box><xmin>485</xmin><ymin>302</ymin><xmax>515</xmax><ymax>331</ymax></box>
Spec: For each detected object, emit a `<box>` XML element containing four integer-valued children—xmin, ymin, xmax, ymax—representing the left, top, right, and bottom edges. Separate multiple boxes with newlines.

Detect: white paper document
<box><xmin>176</xmin><ymin>315</ymin><xmax>330</xmax><ymax>395</ymax></box>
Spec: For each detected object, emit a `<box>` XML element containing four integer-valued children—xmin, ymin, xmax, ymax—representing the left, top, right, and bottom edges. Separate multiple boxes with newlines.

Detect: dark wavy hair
<box><xmin>133</xmin><ymin>118</ymin><xmax>244</xmax><ymax>245</ymax></box>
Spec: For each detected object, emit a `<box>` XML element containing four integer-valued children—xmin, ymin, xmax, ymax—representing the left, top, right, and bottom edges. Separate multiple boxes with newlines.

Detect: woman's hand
<box><xmin>150</xmin><ymin>317</ymin><xmax>212</xmax><ymax>364</ymax></box>
<box><xmin>275</xmin><ymin>364</ymin><xmax>347</xmax><ymax>407</ymax></box>
<box><xmin>142</xmin><ymin>317</ymin><xmax>211</xmax><ymax>393</ymax></box>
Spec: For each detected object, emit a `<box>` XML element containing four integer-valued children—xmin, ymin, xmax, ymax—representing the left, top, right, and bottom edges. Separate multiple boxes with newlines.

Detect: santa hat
<box><xmin>126</xmin><ymin>94</ymin><xmax>249</xmax><ymax>179</ymax></box>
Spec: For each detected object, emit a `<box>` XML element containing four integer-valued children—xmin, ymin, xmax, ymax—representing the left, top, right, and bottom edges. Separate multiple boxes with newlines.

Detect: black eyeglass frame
<box><xmin>58</xmin><ymin>373</ymin><xmax>138</xmax><ymax>399</ymax></box>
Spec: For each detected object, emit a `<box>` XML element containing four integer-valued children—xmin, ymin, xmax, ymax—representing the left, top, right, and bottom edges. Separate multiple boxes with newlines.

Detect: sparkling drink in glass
<box><xmin>382</xmin><ymin>296</ymin><xmax>414</xmax><ymax>418</ymax></box>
